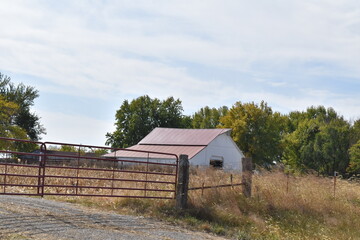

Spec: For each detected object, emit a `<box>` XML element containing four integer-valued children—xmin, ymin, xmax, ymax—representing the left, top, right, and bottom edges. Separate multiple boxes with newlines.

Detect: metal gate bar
<box><xmin>0</xmin><ymin>137</ymin><xmax>45</xmax><ymax>196</ymax></box>
<box><xmin>0</xmin><ymin>137</ymin><xmax>178</xmax><ymax>199</ymax></box>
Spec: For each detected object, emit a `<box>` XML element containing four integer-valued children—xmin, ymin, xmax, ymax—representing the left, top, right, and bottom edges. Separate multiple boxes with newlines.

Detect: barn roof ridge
<box><xmin>138</xmin><ymin>127</ymin><xmax>232</xmax><ymax>146</ymax></box>
<box><xmin>139</xmin><ymin>143</ymin><xmax>207</xmax><ymax>147</ymax></box>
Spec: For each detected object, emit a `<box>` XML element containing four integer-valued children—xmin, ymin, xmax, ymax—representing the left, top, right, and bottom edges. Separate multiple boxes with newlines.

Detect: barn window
<box><xmin>210</xmin><ymin>155</ymin><xmax>224</xmax><ymax>168</ymax></box>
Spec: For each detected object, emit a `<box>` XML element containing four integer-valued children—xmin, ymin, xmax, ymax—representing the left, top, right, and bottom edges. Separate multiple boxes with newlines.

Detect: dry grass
<box><xmin>2</xmin><ymin>164</ymin><xmax>360</xmax><ymax>239</ymax></box>
<box><xmin>185</xmin><ymin>169</ymin><xmax>360</xmax><ymax>239</ymax></box>
<box><xmin>0</xmin><ymin>163</ymin><xmax>176</xmax><ymax>198</ymax></box>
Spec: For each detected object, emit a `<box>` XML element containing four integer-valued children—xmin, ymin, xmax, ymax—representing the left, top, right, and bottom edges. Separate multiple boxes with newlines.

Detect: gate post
<box><xmin>176</xmin><ymin>154</ymin><xmax>189</xmax><ymax>210</ymax></box>
<box><xmin>38</xmin><ymin>143</ymin><xmax>47</xmax><ymax>197</ymax></box>
<box><xmin>241</xmin><ymin>157</ymin><xmax>253</xmax><ymax>198</ymax></box>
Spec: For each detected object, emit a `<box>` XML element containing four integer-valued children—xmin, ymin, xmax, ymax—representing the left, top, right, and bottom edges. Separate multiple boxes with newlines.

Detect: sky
<box><xmin>0</xmin><ymin>0</ymin><xmax>359</xmax><ymax>146</ymax></box>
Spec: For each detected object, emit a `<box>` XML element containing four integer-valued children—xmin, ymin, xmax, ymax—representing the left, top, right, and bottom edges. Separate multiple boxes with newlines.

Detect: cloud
<box><xmin>2</xmin><ymin>0</ymin><xmax>359</xmax><ymax>76</ymax></box>
<box><xmin>0</xmin><ymin>0</ymin><xmax>359</xmax><ymax>146</ymax></box>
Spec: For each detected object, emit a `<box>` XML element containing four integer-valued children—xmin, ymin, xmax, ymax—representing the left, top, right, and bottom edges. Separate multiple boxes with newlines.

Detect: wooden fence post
<box><xmin>242</xmin><ymin>157</ymin><xmax>253</xmax><ymax>198</ymax></box>
<box><xmin>176</xmin><ymin>154</ymin><xmax>189</xmax><ymax>210</ymax></box>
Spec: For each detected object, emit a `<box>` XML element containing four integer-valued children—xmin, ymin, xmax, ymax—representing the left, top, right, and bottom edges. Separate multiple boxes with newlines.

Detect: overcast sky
<box><xmin>1</xmin><ymin>0</ymin><xmax>359</xmax><ymax>146</ymax></box>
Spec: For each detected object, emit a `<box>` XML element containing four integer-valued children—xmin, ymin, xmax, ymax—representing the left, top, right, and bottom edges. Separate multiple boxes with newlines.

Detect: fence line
<box><xmin>0</xmin><ymin>137</ymin><xmax>178</xmax><ymax>200</ymax></box>
<box><xmin>187</xmin><ymin>157</ymin><xmax>253</xmax><ymax>199</ymax></box>
<box><xmin>188</xmin><ymin>183</ymin><xmax>244</xmax><ymax>191</ymax></box>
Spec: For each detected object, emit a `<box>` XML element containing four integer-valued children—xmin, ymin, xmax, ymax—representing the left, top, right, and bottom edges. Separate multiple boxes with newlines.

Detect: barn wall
<box><xmin>191</xmin><ymin>133</ymin><xmax>244</xmax><ymax>171</ymax></box>
<box><xmin>189</xmin><ymin>150</ymin><xmax>207</xmax><ymax>166</ymax></box>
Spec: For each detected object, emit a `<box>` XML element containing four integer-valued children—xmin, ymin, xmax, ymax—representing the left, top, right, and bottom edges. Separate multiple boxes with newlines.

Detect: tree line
<box><xmin>1</xmin><ymin>72</ymin><xmax>359</xmax><ymax>176</ymax></box>
<box><xmin>106</xmin><ymin>95</ymin><xmax>360</xmax><ymax>176</ymax></box>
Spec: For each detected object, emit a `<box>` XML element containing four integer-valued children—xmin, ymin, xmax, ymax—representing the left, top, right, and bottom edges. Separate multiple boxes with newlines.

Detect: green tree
<box><xmin>0</xmin><ymin>96</ymin><xmax>27</xmax><ymax>139</ymax></box>
<box><xmin>0</xmin><ymin>73</ymin><xmax>45</xmax><ymax>140</ymax></box>
<box><xmin>282</xmin><ymin>106</ymin><xmax>351</xmax><ymax>175</ymax></box>
<box><xmin>347</xmin><ymin>140</ymin><xmax>360</xmax><ymax>174</ymax></box>
<box><xmin>346</xmin><ymin>119</ymin><xmax>360</xmax><ymax>174</ymax></box>
<box><xmin>0</xmin><ymin>96</ymin><xmax>28</xmax><ymax>150</ymax></box>
<box><xmin>350</xmin><ymin>119</ymin><xmax>360</xmax><ymax>145</ymax></box>
<box><xmin>47</xmin><ymin>145</ymin><xmax>104</xmax><ymax>155</ymax></box>
<box><xmin>192</xmin><ymin>106</ymin><xmax>228</xmax><ymax>129</ymax></box>
<box><xmin>106</xmin><ymin>95</ymin><xmax>189</xmax><ymax>148</ymax></box>
<box><xmin>219</xmin><ymin>101</ymin><xmax>286</xmax><ymax>166</ymax></box>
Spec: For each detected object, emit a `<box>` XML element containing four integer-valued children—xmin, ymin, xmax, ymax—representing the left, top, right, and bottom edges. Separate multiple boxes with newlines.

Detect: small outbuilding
<box><xmin>106</xmin><ymin>128</ymin><xmax>244</xmax><ymax>171</ymax></box>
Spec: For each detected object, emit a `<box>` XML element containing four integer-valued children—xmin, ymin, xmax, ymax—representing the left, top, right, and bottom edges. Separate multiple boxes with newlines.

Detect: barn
<box><xmin>106</xmin><ymin>128</ymin><xmax>244</xmax><ymax>171</ymax></box>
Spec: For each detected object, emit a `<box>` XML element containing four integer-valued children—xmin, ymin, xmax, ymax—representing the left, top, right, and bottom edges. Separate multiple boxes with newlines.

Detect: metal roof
<box><xmin>105</xmin><ymin>145</ymin><xmax>205</xmax><ymax>159</ymax></box>
<box><xmin>138</xmin><ymin>128</ymin><xmax>232</xmax><ymax>146</ymax></box>
<box><xmin>104</xmin><ymin>128</ymin><xmax>232</xmax><ymax>160</ymax></box>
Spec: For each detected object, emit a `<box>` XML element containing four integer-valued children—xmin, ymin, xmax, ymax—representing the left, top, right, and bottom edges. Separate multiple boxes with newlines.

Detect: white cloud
<box><xmin>0</xmin><ymin>0</ymin><xmax>359</xmax><ymax>145</ymax></box>
<box><xmin>2</xmin><ymin>0</ymin><xmax>359</xmax><ymax>78</ymax></box>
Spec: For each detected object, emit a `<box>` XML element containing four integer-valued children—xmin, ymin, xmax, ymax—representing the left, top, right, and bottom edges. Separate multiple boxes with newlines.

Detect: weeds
<box><xmin>2</xmin><ymin>165</ymin><xmax>360</xmax><ymax>239</ymax></box>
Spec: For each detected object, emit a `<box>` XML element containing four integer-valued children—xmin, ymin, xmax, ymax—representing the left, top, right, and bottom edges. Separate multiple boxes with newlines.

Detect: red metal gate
<box><xmin>0</xmin><ymin>137</ymin><xmax>178</xmax><ymax>199</ymax></box>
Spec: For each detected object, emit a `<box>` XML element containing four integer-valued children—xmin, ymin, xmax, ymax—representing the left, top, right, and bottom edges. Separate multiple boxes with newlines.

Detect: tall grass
<box><xmin>2</xmin><ymin>164</ymin><xmax>360</xmax><ymax>239</ymax></box>
<box><xmin>185</xmin><ymin>169</ymin><xmax>360</xmax><ymax>239</ymax></box>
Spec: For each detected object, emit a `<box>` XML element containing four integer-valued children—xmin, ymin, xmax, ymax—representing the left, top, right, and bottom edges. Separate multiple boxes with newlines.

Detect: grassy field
<box><xmin>51</xmin><ymin>169</ymin><xmax>360</xmax><ymax>239</ymax></box>
<box><xmin>2</xmin><ymin>164</ymin><xmax>360</xmax><ymax>239</ymax></box>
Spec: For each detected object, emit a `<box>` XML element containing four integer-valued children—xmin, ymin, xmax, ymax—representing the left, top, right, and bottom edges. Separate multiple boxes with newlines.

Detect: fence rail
<box><xmin>188</xmin><ymin>182</ymin><xmax>244</xmax><ymax>191</ymax></box>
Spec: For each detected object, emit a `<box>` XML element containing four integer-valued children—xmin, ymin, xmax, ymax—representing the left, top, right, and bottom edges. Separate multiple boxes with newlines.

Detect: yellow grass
<box><xmin>0</xmin><ymin>163</ymin><xmax>176</xmax><ymax>198</ymax></box>
<box><xmin>2</xmin><ymin>164</ymin><xmax>360</xmax><ymax>239</ymax></box>
<box><xmin>186</xmin><ymin>169</ymin><xmax>360</xmax><ymax>239</ymax></box>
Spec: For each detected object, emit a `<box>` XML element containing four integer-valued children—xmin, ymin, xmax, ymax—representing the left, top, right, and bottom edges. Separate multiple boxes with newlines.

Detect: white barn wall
<box><xmin>189</xmin><ymin>150</ymin><xmax>207</xmax><ymax>166</ymax></box>
<box><xmin>191</xmin><ymin>133</ymin><xmax>244</xmax><ymax>171</ymax></box>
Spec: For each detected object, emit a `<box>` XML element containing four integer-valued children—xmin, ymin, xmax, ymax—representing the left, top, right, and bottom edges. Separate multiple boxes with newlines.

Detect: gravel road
<box><xmin>0</xmin><ymin>195</ymin><xmax>227</xmax><ymax>240</ymax></box>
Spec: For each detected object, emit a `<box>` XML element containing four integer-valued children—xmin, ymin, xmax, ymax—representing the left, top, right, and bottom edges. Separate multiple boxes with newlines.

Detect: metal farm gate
<box><xmin>0</xmin><ymin>137</ymin><xmax>178</xmax><ymax>199</ymax></box>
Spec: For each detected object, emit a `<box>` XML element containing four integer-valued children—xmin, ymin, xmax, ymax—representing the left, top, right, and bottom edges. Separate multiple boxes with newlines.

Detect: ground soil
<box><xmin>0</xmin><ymin>195</ymin><xmax>227</xmax><ymax>240</ymax></box>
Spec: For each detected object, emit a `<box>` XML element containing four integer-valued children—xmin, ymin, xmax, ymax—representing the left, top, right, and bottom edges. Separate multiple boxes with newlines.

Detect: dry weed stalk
<box><xmin>2</xmin><ymin>164</ymin><xmax>360</xmax><ymax>239</ymax></box>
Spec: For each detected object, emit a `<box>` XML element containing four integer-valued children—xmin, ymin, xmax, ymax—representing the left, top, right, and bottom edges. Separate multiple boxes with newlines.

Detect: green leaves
<box><xmin>219</xmin><ymin>101</ymin><xmax>286</xmax><ymax>166</ymax></box>
<box><xmin>348</xmin><ymin>140</ymin><xmax>360</xmax><ymax>174</ymax></box>
<box><xmin>282</xmin><ymin>106</ymin><xmax>351</xmax><ymax>175</ymax></box>
<box><xmin>0</xmin><ymin>73</ymin><xmax>45</xmax><ymax>141</ymax></box>
<box><xmin>105</xmin><ymin>95</ymin><xmax>189</xmax><ymax>148</ymax></box>
<box><xmin>0</xmin><ymin>96</ymin><xmax>28</xmax><ymax>149</ymax></box>
<box><xmin>192</xmin><ymin>106</ymin><xmax>228</xmax><ymax>129</ymax></box>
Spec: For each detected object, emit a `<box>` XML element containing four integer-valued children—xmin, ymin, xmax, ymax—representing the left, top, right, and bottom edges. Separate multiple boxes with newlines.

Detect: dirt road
<box><xmin>0</xmin><ymin>195</ymin><xmax>226</xmax><ymax>240</ymax></box>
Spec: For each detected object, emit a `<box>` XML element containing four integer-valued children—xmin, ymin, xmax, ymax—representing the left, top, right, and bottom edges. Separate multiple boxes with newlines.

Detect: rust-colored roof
<box><xmin>104</xmin><ymin>128</ymin><xmax>232</xmax><ymax>160</ymax></box>
<box><xmin>138</xmin><ymin>128</ymin><xmax>231</xmax><ymax>146</ymax></box>
<box><xmin>105</xmin><ymin>145</ymin><xmax>205</xmax><ymax>159</ymax></box>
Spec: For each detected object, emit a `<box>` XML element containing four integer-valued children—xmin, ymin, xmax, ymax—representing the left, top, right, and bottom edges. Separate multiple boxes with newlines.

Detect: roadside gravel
<box><xmin>0</xmin><ymin>195</ymin><xmax>227</xmax><ymax>240</ymax></box>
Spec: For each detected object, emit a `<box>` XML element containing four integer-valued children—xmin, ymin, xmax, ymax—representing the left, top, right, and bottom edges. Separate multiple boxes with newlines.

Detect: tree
<box><xmin>192</xmin><ymin>106</ymin><xmax>228</xmax><ymax>129</ymax></box>
<box><xmin>347</xmin><ymin>140</ymin><xmax>360</xmax><ymax>174</ymax></box>
<box><xmin>282</xmin><ymin>106</ymin><xmax>351</xmax><ymax>175</ymax></box>
<box><xmin>0</xmin><ymin>96</ymin><xmax>28</xmax><ymax>150</ymax></box>
<box><xmin>0</xmin><ymin>73</ymin><xmax>45</xmax><ymax>141</ymax></box>
<box><xmin>0</xmin><ymin>96</ymin><xmax>27</xmax><ymax>139</ymax></box>
<box><xmin>105</xmin><ymin>95</ymin><xmax>189</xmax><ymax>148</ymax></box>
<box><xmin>219</xmin><ymin>101</ymin><xmax>286</xmax><ymax>166</ymax></box>
<box><xmin>346</xmin><ymin>119</ymin><xmax>360</xmax><ymax>174</ymax></box>
<box><xmin>350</xmin><ymin>119</ymin><xmax>360</xmax><ymax>145</ymax></box>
